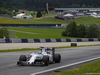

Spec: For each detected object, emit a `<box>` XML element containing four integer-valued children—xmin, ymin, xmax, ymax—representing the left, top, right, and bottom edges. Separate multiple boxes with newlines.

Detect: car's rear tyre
<box><xmin>43</xmin><ymin>56</ymin><xmax>49</xmax><ymax>66</ymax></box>
<box><xmin>19</xmin><ymin>55</ymin><xmax>27</xmax><ymax>61</ymax></box>
<box><xmin>54</xmin><ymin>54</ymin><xmax>61</xmax><ymax>63</ymax></box>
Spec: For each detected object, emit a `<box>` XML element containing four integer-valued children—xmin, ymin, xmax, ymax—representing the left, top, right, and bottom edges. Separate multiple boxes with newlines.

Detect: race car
<box><xmin>17</xmin><ymin>47</ymin><xmax>61</xmax><ymax>66</ymax></box>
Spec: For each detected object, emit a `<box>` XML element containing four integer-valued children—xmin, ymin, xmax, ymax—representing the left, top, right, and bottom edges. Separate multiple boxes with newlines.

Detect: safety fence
<box><xmin>0</xmin><ymin>38</ymin><xmax>100</xmax><ymax>43</ymax></box>
<box><xmin>0</xmin><ymin>24</ymin><xmax>61</xmax><ymax>27</ymax></box>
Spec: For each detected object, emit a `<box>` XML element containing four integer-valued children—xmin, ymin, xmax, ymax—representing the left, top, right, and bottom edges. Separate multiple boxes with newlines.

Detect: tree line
<box><xmin>1</xmin><ymin>0</ymin><xmax>100</xmax><ymax>11</ymax></box>
<box><xmin>62</xmin><ymin>21</ymin><xmax>100</xmax><ymax>38</ymax></box>
<box><xmin>0</xmin><ymin>27</ymin><xmax>9</xmax><ymax>38</ymax></box>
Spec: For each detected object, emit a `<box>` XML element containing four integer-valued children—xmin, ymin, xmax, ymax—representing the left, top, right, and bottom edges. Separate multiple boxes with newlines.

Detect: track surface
<box><xmin>0</xmin><ymin>46</ymin><xmax>100</xmax><ymax>75</ymax></box>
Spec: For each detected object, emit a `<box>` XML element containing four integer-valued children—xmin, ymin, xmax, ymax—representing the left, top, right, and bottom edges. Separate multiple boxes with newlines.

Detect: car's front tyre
<box><xmin>17</xmin><ymin>55</ymin><xmax>27</xmax><ymax>66</ymax></box>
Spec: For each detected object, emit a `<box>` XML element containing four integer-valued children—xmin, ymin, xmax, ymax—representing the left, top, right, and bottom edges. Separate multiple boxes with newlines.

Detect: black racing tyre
<box><xmin>54</xmin><ymin>54</ymin><xmax>61</xmax><ymax>63</ymax></box>
<box><xmin>19</xmin><ymin>55</ymin><xmax>27</xmax><ymax>61</ymax></box>
<box><xmin>43</xmin><ymin>56</ymin><xmax>49</xmax><ymax>66</ymax></box>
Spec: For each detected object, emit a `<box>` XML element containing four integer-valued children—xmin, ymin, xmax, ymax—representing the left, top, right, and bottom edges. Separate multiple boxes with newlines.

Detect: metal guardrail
<box><xmin>0</xmin><ymin>24</ymin><xmax>61</xmax><ymax>27</ymax></box>
<box><xmin>0</xmin><ymin>38</ymin><xmax>100</xmax><ymax>43</ymax></box>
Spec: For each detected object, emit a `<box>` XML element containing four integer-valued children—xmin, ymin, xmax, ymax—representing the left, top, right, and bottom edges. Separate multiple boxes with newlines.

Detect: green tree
<box><xmin>2</xmin><ymin>0</ymin><xmax>100</xmax><ymax>11</ymax></box>
<box><xmin>0</xmin><ymin>7</ymin><xmax>13</xmax><ymax>16</ymax></box>
<box><xmin>36</xmin><ymin>10</ymin><xmax>42</xmax><ymax>18</ymax></box>
<box><xmin>13</xmin><ymin>12</ymin><xmax>16</xmax><ymax>16</ymax></box>
<box><xmin>86</xmin><ymin>24</ymin><xmax>100</xmax><ymax>38</ymax></box>
<box><xmin>31</xmin><ymin>12</ymin><xmax>35</xmax><ymax>16</ymax></box>
<box><xmin>77</xmin><ymin>24</ymin><xmax>86</xmax><ymax>37</ymax></box>
<box><xmin>70</xmin><ymin>4</ymin><xmax>80</xmax><ymax>8</ymax></box>
<box><xmin>66</xmin><ymin>21</ymin><xmax>77</xmax><ymax>37</ymax></box>
<box><xmin>82</xmin><ymin>4</ymin><xmax>87</xmax><ymax>8</ymax></box>
<box><xmin>0</xmin><ymin>28</ymin><xmax>9</xmax><ymax>38</ymax></box>
<box><xmin>61</xmin><ymin>31</ymin><xmax>67</xmax><ymax>36</ymax></box>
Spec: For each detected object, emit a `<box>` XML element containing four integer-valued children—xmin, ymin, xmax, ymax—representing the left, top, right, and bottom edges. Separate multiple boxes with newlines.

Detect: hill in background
<box><xmin>0</xmin><ymin>0</ymin><xmax>100</xmax><ymax>11</ymax></box>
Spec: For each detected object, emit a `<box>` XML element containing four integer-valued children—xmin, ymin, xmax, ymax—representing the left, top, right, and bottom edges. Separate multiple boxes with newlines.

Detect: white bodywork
<box><xmin>28</xmin><ymin>53</ymin><xmax>42</xmax><ymax>64</ymax></box>
<box><xmin>27</xmin><ymin>49</ymin><xmax>53</xmax><ymax>64</ymax></box>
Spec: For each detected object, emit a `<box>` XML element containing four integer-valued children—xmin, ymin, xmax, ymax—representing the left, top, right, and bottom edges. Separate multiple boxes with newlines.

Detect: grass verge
<box><xmin>0</xmin><ymin>18</ymin><xmax>33</xmax><ymax>24</ymax></box>
<box><xmin>0</xmin><ymin>44</ymin><xmax>100</xmax><ymax>53</ymax></box>
<box><xmin>71</xmin><ymin>17</ymin><xmax>100</xmax><ymax>24</ymax></box>
<box><xmin>8</xmin><ymin>27</ymin><xmax>77</xmax><ymax>39</ymax></box>
<box><xmin>19</xmin><ymin>17</ymin><xmax>66</xmax><ymax>24</ymax></box>
<box><xmin>0</xmin><ymin>48</ymin><xmax>39</xmax><ymax>53</ymax></box>
<box><xmin>51</xmin><ymin>59</ymin><xmax>100</xmax><ymax>75</ymax></box>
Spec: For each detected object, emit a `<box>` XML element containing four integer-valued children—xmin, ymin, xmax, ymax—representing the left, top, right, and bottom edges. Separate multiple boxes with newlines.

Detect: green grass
<box><xmin>52</xmin><ymin>59</ymin><xmax>100</xmax><ymax>75</ymax></box>
<box><xmin>0</xmin><ymin>18</ymin><xmax>33</xmax><ymax>24</ymax></box>
<box><xmin>0</xmin><ymin>48</ymin><xmax>39</xmax><ymax>53</ymax></box>
<box><xmin>19</xmin><ymin>17</ymin><xmax>66</xmax><ymax>24</ymax></box>
<box><xmin>15</xmin><ymin>16</ymin><xmax>100</xmax><ymax>24</ymax></box>
<box><xmin>71</xmin><ymin>17</ymin><xmax>100</xmax><ymax>24</ymax></box>
<box><xmin>8</xmin><ymin>27</ymin><xmax>76</xmax><ymax>39</ymax></box>
<box><xmin>1</xmin><ymin>16</ymin><xmax>100</xmax><ymax>25</ymax></box>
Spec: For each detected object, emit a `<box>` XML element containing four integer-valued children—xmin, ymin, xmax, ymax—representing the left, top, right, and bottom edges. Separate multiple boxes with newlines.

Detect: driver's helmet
<box><xmin>38</xmin><ymin>51</ymin><xmax>42</xmax><ymax>54</ymax></box>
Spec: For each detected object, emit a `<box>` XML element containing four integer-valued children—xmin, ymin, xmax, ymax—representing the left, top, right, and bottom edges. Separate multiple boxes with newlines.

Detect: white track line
<box><xmin>30</xmin><ymin>57</ymin><xmax>100</xmax><ymax>75</ymax></box>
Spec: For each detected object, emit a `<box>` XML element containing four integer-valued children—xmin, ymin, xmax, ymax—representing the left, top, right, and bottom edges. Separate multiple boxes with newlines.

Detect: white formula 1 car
<box><xmin>17</xmin><ymin>47</ymin><xmax>61</xmax><ymax>66</ymax></box>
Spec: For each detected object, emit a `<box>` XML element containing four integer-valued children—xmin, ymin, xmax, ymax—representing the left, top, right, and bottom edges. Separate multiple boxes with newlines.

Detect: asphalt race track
<box><xmin>0</xmin><ymin>46</ymin><xmax>100</xmax><ymax>75</ymax></box>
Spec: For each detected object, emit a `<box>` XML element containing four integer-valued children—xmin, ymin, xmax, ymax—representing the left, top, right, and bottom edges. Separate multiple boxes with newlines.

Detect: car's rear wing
<box><xmin>40</xmin><ymin>47</ymin><xmax>55</xmax><ymax>51</ymax></box>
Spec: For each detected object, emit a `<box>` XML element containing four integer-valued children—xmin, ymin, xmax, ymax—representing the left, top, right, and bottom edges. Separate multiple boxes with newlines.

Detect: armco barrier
<box><xmin>5</xmin><ymin>39</ymin><xmax>11</xmax><ymax>43</ymax></box>
<box><xmin>88</xmin><ymin>39</ymin><xmax>94</xmax><ymax>41</ymax></box>
<box><xmin>77</xmin><ymin>39</ymin><xmax>82</xmax><ymax>42</ymax></box>
<box><xmin>12</xmin><ymin>39</ymin><xmax>22</xmax><ymax>43</ymax></box>
<box><xmin>21</xmin><ymin>39</ymin><xmax>28</xmax><ymax>43</ymax></box>
<box><xmin>66</xmin><ymin>39</ymin><xmax>71</xmax><ymax>42</ymax></box>
<box><xmin>34</xmin><ymin>39</ymin><xmax>40</xmax><ymax>43</ymax></box>
<box><xmin>0</xmin><ymin>24</ymin><xmax>61</xmax><ymax>27</ymax></box>
<box><xmin>0</xmin><ymin>39</ymin><xmax>5</xmax><ymax>43</ymax></box>
<box><xmin>45</xmin><ymin>39</ymin><xmax>51</xmax><ymax>42</ymax></box>
<box><xmin>0</xmin><ymin>38</ymin><xmax>100</xmax><ymax>43</ymax></box>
